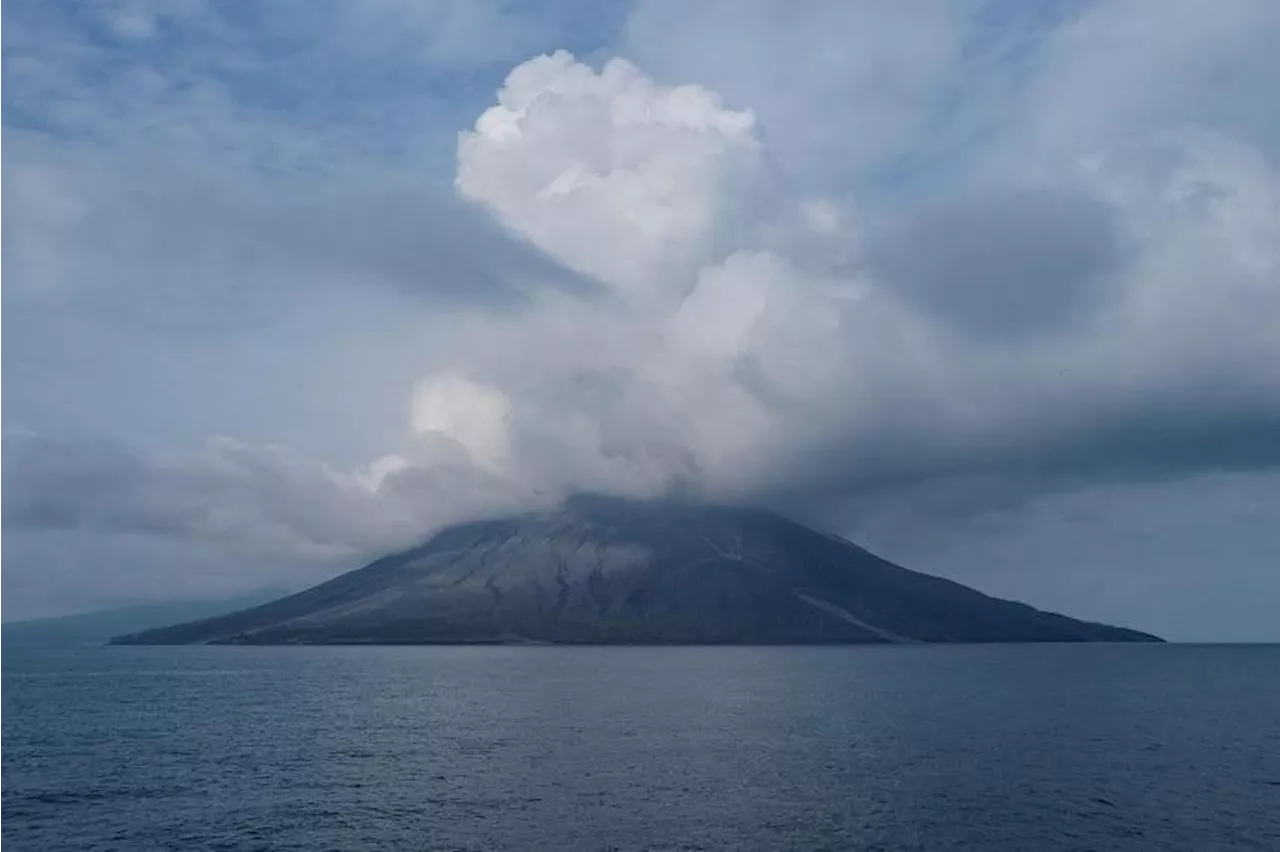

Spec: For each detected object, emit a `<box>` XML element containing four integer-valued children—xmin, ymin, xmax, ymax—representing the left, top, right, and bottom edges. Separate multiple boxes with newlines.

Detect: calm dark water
<box><xmin>3</xmin><ymin>645</ymin><xmax>1278</xmax><ymax>851</ymax></box>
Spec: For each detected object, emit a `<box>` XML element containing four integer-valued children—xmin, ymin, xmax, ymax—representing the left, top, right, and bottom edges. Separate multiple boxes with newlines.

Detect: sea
<box><xmin>3</xmin><ymin>644</ymin><xmax>1278</xmax><ymax>851</ymax></box>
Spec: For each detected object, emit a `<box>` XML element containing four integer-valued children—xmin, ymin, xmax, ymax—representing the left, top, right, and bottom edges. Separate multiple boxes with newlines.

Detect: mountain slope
<box><xmin>4</xmin><ymin>589</ymin><xmax>291</xmax><ymax>647</ymax></box>
<box><xmin>113</xmin><ymin>495</ymin><xmax>1161</xmax><ymax>645</ymax></box>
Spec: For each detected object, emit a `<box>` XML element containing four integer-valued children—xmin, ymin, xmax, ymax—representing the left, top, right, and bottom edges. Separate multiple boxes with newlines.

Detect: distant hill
<box><xmin>113</xmin><ymin>496</ymin><xmax>1161</xmax><ymax>645</ymax></box>
<box><xmin>4</xmin><ymin>589</ymin><xmax>291</xmax><ymax>647</ymax></box>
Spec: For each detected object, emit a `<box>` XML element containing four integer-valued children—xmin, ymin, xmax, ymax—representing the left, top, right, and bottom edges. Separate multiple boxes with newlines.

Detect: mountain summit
<box><xmin>114</xmin><ymin>495</ymin><xmax>1160</xmax><ymax>645</ymax></box>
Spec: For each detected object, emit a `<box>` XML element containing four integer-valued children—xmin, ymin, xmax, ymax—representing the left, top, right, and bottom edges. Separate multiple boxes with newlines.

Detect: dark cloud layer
<box><xmin>866</xmin><ymin>188</ymin><xmax>1124</xmax><ymax>339</ymax></box>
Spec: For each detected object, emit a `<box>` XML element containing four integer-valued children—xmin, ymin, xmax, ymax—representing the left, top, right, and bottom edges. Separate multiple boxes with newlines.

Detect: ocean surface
<box><xmin>3</xmin><ymin>645</ymin><xmax>1278</xmax><ymax>851</ymax></box>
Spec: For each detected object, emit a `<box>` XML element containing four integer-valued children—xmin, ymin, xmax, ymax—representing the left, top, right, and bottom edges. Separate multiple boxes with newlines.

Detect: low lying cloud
<box><xmin>1</xmin><ymin>432</ymin><xmax>538</xmax><ymax>562</ymax></box>
<box><xmin>865</xmin><ymin>188</ymin><xmax>1125</xmax><ymax>340</ymax></box>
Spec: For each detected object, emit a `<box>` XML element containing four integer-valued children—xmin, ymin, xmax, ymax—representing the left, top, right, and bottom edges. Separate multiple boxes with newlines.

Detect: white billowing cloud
<box><xmin>667</xmin><ymin>251</ymin><xmax>778</xmax><ymax>363</ymax></box>
<box><xmin>438</xmin><ymin>52</ymin><xmax>834</xmax><ymax>500</ymax></box>
<box><xmin>411</xmin><ymin>373</ymin><xmax>512</xmax><ymax>473</ymax></box>
<box><xmin>649</xmin><ymin>249</ymin><xmax>854</xmax><ymax>486</ymax></box>
<box><xmin>436</xmin><ymin>52</ymin><xmax>1280</xmax><ymax>517</ymax></box>
<box><xmin>430</xmin><ymin>49</ymin><xmax>852</xmax><ymax>501</ymax></box>
<box><xmin>355</xmin><ymin>453</ymin><xmax>410</xmax><ymax>492</ymax></box>
<box><xmin>457</xmin><ymin>50</ymin><xmax>762</xmax><ymax>296</ymax></box>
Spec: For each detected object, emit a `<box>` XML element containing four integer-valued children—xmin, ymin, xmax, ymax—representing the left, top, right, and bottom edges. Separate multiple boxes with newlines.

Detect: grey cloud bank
<box><xmin>3</xmin><ymin>0</ymin><xmax>1278</xmax><ymax>640</ymax></box>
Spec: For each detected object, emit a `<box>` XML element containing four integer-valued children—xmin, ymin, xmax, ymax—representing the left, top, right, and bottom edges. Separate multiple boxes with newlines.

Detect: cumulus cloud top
<box><xmin>458</xmin><ymin>50</ymin><xmax>762</xmax><ymax>295</ymax></box>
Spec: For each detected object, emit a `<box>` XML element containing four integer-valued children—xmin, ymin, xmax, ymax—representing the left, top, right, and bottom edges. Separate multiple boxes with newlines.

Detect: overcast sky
<box><xmin>3</xmin><ymin>0</ymin><xmax>1278</xmax><ymax>640</ymax></box>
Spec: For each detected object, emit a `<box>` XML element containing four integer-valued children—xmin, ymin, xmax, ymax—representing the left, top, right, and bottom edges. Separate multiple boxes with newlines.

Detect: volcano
<box><xmin>113</xmin><ymin>495</ymin><xmax>1160</xmax><ymax>645</ymax></box>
